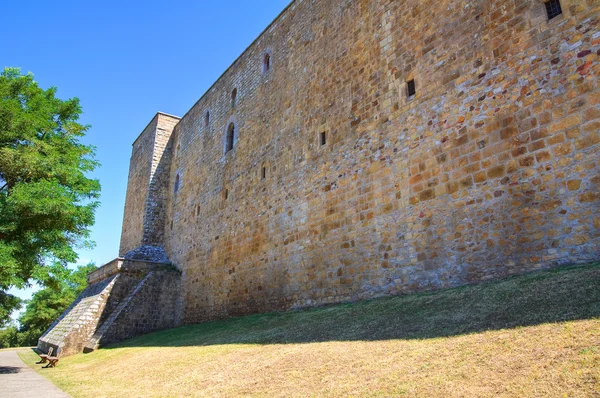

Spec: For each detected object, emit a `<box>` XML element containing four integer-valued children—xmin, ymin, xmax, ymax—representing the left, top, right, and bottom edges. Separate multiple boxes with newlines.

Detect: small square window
<box><xmin>545</xmin><ymin>0</ymin><xmax>562</xmax><ymax>20</ymax></box>
<box><xmin>407</xmin><ymin>79</ymin><xmax>416</xmax><ymax>97</ymax></box>
<box><xmin>320</xmin><ymin>132</ymin><xmax>327</xmax><ymax>146</ymax></box>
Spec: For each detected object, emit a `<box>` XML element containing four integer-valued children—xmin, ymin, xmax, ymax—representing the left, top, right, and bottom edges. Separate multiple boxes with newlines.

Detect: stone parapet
<box><xmin>87</xmin><ymin>258</ymin><xmax>123</xmax><ymax>285</ymax></box>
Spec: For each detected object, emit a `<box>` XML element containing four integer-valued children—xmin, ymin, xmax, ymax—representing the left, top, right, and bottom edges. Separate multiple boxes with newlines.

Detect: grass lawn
<box><xmin>20</xmin><ymin>263</ymin><xmax>600</xmax><ymax>397</ymax></box>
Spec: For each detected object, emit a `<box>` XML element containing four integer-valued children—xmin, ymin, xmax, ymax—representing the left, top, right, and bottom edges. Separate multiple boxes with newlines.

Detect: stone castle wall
<box><xmin>120</xmin><ymin>0</ymin><xmax>600</xmax><ymax>324</ymax></box>
<box><xmin>143</xmin><ymin>114</ymin><xmax>180</xmax><ymax>248</ymax></box>
<box><xmin>120</xmin><ymin>113</ymin><xmax>180</xmax><ymax>255</ymax></box>
<box><xmin>120</xmin><ymin>119</ymin><xmax>156</xmax><ymax>255</ymax></box>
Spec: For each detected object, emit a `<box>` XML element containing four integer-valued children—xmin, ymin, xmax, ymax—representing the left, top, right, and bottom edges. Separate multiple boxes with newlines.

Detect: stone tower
<box><xmin>38</xmin><ymin>112</ymin><xmax>183</xmax><ymax>357</ymax></box>
<box><xmin>119</xmin><ymin>112</ymin><xmax>180</xmax><ymax>256</ymax></box>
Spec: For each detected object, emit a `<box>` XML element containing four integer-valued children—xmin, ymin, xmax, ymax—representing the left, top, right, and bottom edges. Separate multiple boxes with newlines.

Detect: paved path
<box><xmin>0</xmin><ymin>349</ymin><xmax>69</xmax><ymax>397</ymax></box>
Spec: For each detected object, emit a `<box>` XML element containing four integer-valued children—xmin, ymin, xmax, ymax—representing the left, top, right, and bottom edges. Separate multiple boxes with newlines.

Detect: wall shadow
<box><xmin>107</xmin><ymin>263</ymin><xmax>600</xmax><ymax>349</ymax></box>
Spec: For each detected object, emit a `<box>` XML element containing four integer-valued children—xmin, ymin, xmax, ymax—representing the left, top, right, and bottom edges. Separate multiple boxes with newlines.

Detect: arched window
<box><xmin>204</xmin><ymin>111</ymin><xmax>210</xmax><ymax>127</ymax></box>
<box><xmin>231</xmin><ymin>88</ymin><xmax>237</xmax><ymax>108</ymax></box>
<box><xmin>226</xmin><ymin>123</ymin><xmax>235</xmax><ymax>153</ymax></box>
<box><xmin>174</xmin><ymin>173</ymin><xmax>181</xmax><ymax>193</ymax></box>
<box><xmin>263</xmin><ymin>53</ymin><xmax>271</xmax><ymax>73</ymax></box>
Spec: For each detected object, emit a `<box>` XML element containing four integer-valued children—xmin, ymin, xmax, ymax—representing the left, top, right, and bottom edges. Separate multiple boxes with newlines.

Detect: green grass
<box><xmin>20</xmin><ymin>263</ymin><xmax>600</xmax><ymax>397</ymax></box>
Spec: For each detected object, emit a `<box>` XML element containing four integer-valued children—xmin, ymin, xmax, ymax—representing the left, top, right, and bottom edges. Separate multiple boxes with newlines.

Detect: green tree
<box><xmin>0</xmin><ymin>323</ymin><xmax>20</xmax><ymax>348</ymax></box>
<box><xmin>0</xmin><ymin>67</ymin><xmax>100</xmax><ymax>325</ymax></box>
<box><xmin>0</xmin><ymin>291</ymin><xmax>21</xmax><ymax>328</ymax></box>
<box><xmin>17</xmin><ymin>263</ymin><xmax>97</xmax><ymax>346</ymax></box>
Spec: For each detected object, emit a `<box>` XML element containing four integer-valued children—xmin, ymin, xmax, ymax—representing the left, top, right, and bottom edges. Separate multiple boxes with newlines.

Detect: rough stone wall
<box><xmin>144</xmin><ymin>114</ymin><xmax>180</xmax><ymax>247</ymax></box>
<box><xmin>120</xmin><ymin>113</ymin><xmax>180</xmax><ymax>255</ymax></box>
<box><xmin>38</xmin><ymin>275</ymin><xmax>118</xmax><ymax>357</ymax></box>
<box><xmin>93</xmin><ymin>270</ymin><xmax>181</xmax><ymax>347</ymax></box>
<box><xmin>151</xmin><ymin>0</ymin><xmax>599</xmax><ymax>323</ymax></box>
<box><xmin>38</xmin><ymin>259</ymin><xmax>181</xmax><ymax>356</ymax></box>
<box><xmin>120</xmin><ymin>118</ymin><xmax>156</xmax><ymax>255</ymax></box>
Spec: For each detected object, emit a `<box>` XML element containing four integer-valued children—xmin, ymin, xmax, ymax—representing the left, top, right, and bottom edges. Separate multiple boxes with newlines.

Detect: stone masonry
<box><xmin>45</xmin><ymin>0</ymin><xmax>599</xmax><ymax>353</ymax></box>
<box><xmin>142</xmin><ymin>0</ymin><xmax>599</xmax><ymax>323</ymax></box>
<box><xmin>38</xmin><ymin>257</ymin><xmax>181</xmax><ymax>356</ymax></box>
<box><xmin>119</xmin><ymin>113</ymin><xmax>180</xmax><ymax>255</ymax></box>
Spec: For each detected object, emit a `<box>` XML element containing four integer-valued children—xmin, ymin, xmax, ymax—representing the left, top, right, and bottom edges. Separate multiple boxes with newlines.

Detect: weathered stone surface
<box><xmin>119</xmin><ymin>113</ymin><xmax>180</xmax><ymax>255</ymax></box>
<box><xmin>84</xmin><ymin>267</ymin><xmax>181</xmax><ymax>351</ymax></box>
<box><xmin>38</xmin><ymin>275</ymin><xmax>118</xmax><ymax>356</ymax></box>
<box><xmin>122</xmin><ymin>0</ymin><xmax>600</xmax><ymax>325</ymax></box>
<box><xmin>123</xmin><ymin>245</ymin><xmax>170</xmax><ymax>263</ymax></box>
<box><xmin>39</xmin><ymin>259</ymin><xmax>181</xmax><ymax>356</ymax></box>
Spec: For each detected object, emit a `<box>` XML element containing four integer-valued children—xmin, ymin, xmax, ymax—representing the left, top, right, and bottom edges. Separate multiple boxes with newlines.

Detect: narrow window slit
<box><xmin>320</xmin><ymin>132</ymin><xmax>327</xmax><ymax>146</ymax></box>
<box><xmin>407</xmin><ymin>79</ymin><xmax>416</xmax><ymax>97</ymax></box>
<box><xmin>261</xmin><ymin>167</ymin><xmax>267</xmax><ymax>179</ymax></box>
<box><xmin>226</xmin><ymin>123</ymin><xmax>235</xmax><ymax>153</ymax></box>
<box><xmin>174</xmin><ymin>174</ymin><xmax>180</xmax><ymax>193</ymax></box>
<box><xmin>231</xmin><ymin>88</ymin><xmax>237</xmax><ymax>108</ymax></box>
<box><xmin>263</xmin><ymin>53</ymin><xmax>271</xmax><ymax>73</ymax></box>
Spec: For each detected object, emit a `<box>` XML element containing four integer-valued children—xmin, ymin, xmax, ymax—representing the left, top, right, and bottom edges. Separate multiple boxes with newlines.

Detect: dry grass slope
<box><xmin>21</xmin><ymin>263</ymin><xmax>600</xmax><ymax>397</ymax></box>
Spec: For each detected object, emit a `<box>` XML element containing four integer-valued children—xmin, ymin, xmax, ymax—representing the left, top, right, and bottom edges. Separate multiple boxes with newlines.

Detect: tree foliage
<box><xmin>0</xmin><ymin>323</ymin><xmax>21</xmax><ymax>348</ymax></box>
<box><xmin>0</xmin><ymin>262</ymin><xmax>97</xmax><ymax>348</ymax></box>
<box><xmin>0</xmin><ymin>67</ymin><xmax>100</xmax><ymax>325</ymax></box>
<box><xmin>0</xmin><ymin>291</ymin><xmax>21</xmax><ymax>328</ymax></box>
<box><xmin>19</xmin><ymin>263</ymin><xmax>97</xmax><ymax>336</ymax></box>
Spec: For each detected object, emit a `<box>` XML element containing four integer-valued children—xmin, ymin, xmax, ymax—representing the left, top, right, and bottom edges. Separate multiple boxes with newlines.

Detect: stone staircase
<box><xmin>83</xmin><ymin>272</ymin><xmax>153</xmax><ymax>352</ymax></box>
<box><xmin>37</xmin><ymin>274</ymin><xmax>119</xmax><ymax>357</ymax></box>
<box><xmin>38</xmin><ymin>255</ymin><xmax>181</xmax><ymax>357</ymax></box>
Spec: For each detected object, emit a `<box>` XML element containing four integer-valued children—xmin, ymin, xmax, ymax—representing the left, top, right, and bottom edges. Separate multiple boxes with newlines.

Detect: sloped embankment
<box><xmin>26</xmin><ymin>263</ymin><xmax>600</xmax><ymax>397</ymax></box>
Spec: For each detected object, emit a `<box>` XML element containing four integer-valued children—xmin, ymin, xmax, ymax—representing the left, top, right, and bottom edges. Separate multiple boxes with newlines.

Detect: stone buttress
<box><xmin>38</xmin><ymin>256</ymin><xmax>181</xmax><ymax>356</ymax></box>
<box><xmin>38</xmin><ymin>113</ymin><xmax>183</xmax><ymax>356</ymax></box>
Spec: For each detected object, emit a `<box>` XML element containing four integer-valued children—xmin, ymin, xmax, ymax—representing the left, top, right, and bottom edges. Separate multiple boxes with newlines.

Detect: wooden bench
<box><xmin>43</xmin><ymin>347</ymin><xmax>62</xmax><ymax>368</ymax></box>
<box><xmin>36</xmin><ymin>347</ymin><xmax>53</xmax><ymax>364</ymax></box>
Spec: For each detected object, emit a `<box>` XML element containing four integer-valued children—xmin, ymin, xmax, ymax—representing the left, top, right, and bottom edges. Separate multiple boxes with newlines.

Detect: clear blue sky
<box><xmin>1</xmin><ymin>0</ymin><xmax>291</xmax><ymax>311</ymax></box>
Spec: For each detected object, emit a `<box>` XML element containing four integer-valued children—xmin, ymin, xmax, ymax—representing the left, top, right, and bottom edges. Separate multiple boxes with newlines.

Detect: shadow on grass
<box><xmin>107</xmin><ymin>263</ymin><xmax>600</xmax><ymax>349</ymax></box>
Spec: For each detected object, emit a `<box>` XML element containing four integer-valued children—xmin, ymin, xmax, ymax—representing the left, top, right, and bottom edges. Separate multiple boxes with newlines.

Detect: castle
<box><xmin>40</xmin><ymin>0</ymin><xmax>599</xmax><ymax>356</ymax></box>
